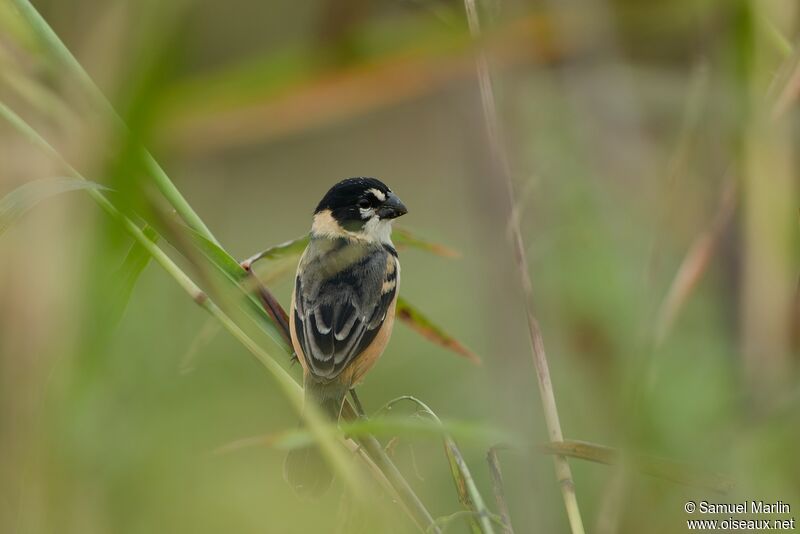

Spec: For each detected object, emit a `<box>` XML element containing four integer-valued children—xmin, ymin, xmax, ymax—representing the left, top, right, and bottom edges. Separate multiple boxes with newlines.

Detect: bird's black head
<box><xmin>312</xmin><ymin>178</ymin><xmax>407</xmax><ymax>240</ymax></box>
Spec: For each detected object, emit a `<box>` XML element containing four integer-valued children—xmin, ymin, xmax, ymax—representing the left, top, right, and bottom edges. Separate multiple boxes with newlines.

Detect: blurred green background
<box><xmin>1</xmin><ymin>0</ymin><xmax>799</xmax><ymax>532</ymax></box>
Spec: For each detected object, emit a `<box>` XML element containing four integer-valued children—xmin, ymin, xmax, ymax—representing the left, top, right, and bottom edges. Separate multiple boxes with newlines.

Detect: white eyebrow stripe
<box><xmin>367</xmin><ymin>188</ymin><xmax>386</xmax><ymax>201</ymax></box>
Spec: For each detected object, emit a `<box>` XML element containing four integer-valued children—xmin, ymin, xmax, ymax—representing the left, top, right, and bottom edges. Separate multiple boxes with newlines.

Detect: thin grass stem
<box><xmin>461</xmin><ymin>1</ymin><xmax>585</xmax><ymax>532</ymax></box>
<box><xmin>486</xmin><ymin>447</ymin><xmax>514</xmax><ymax>534</ymax></box>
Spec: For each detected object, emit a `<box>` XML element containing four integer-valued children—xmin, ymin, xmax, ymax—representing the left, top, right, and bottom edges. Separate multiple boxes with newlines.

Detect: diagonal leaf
<box><xmin>396</xmin><ymin>297</ymin><xmax>481</xmax><ymax>364</ymax></box>
<box><xmin>183</xmin><ymin>226</ymin><xmax>291</xmax><ymax>348</ymax></box>
<box><xmin>187</xmin><ymin>226</ymin><xmax>249</xmax><ymax>283</ymax></box>
<box><xmin>0</xmin><ymin>178</ymin><xmax>107</xmax><ymax>236</ymax></box>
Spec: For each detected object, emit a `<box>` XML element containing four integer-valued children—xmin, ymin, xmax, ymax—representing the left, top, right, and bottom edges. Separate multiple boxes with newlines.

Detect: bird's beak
<box><xmin>377</xmin><ymin>192</ymin><xmax>408</xmax><ymax>219</ymax></box>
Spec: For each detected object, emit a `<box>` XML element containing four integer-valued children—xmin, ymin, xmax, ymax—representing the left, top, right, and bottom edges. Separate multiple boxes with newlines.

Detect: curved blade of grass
<box><xmin>396</xmin><ymin>297</ymin><xmax>481</xmax><ymax>364</ymax></box>
<box><xmin>540</xmin><ymin>440</ymin><xmax>734</xmax><ymax>494</ymax></box>
<box><xmin>0</xmin><ymin>178</ymin><xmax>107</xmax><ymax>236</ymax></box>
<box><xmin>380</xmin><ymin>396</ymin><xmax>497</xmax><ymax>534</ymax></box>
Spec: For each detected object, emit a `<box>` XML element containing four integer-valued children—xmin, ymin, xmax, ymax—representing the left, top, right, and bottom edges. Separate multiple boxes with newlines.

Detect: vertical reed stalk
<box><xmin>461</xmin><ymin>1</ymin><xmax>586</xmax><ymax>532</ymax></box>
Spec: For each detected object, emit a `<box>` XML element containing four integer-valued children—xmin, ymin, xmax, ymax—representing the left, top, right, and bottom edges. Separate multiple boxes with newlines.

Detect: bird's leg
<box><xmin>348</xmin><ymin>389</ymin><xmax>367</xmax><ymax>419</ymax></box>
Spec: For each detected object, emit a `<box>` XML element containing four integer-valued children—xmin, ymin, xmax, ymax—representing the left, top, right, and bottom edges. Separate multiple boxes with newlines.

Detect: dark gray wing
<box><xmin>294</xmin><ymin>248</ymin><xmax>397</xmax><ymax>380</ymax></box>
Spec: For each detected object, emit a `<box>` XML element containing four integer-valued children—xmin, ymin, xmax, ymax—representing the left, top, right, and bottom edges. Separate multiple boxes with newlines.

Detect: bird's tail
<box><xmin>283</xmin><ymin>382</ymin><xmax>347</xmax><ymax>498</ymax></box>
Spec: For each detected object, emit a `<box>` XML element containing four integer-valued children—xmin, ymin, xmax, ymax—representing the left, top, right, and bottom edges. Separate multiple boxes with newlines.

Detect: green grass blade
<box><xmin>185</xmin><ymin>226</ymin><xmax>292</xmax><ymax>352</ymax></box>
<box><xmin>216</xmin><ymin>415</ymin><xmax>516</xmax><ymax>454</ymax></box>
<box><xmin>109</xmin><ymin>226</ymin><xmax>158</xmax><ymax>326</ymax></box>
<box><xmin>0</xmin><ymin>177</ymin><xmax>107</xmax><ymax>236</ymax></box>
<box><xmin>187</xmin><ymin>226</ymin><xmax>250</xmax><ymax>284</ymax></box>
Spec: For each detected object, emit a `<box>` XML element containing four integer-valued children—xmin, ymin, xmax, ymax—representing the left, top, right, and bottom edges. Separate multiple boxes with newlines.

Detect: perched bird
<box><xmin>285</xmin><ymin>177</ymin><xmax>408</xmax><ymax>496</ymax></box>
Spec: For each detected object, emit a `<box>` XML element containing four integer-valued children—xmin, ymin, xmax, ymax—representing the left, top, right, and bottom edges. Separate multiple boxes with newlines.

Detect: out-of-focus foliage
<box><xmin>1</xmin><ymin>0</ymin><xmax>799</xmax><ymax>533</ymax></box>
<box><xmin>0</xmin><ymin>177</ymin><xmax>106</xmax><ymax>235</ymax></box>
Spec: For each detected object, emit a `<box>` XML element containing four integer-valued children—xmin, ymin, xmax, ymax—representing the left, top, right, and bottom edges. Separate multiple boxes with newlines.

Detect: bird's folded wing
<box><xmin>294</xmin><ymin>251</ymin><xmax>397</xmax><ymax>380</ymax></box>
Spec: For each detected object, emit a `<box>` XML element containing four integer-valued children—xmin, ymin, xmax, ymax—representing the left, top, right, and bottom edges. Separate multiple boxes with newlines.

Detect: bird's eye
<box><xmin>357</xmin><ymin>198</ymin><xmax>371</xmax><ymax>209</ymax></box>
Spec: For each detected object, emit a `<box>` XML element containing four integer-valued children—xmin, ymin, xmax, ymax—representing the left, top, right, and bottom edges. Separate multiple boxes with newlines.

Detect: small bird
<box><xmin>285</xmin><ymin>177</ymin><xmax>408</xmax><ymax>496</ymax></box>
